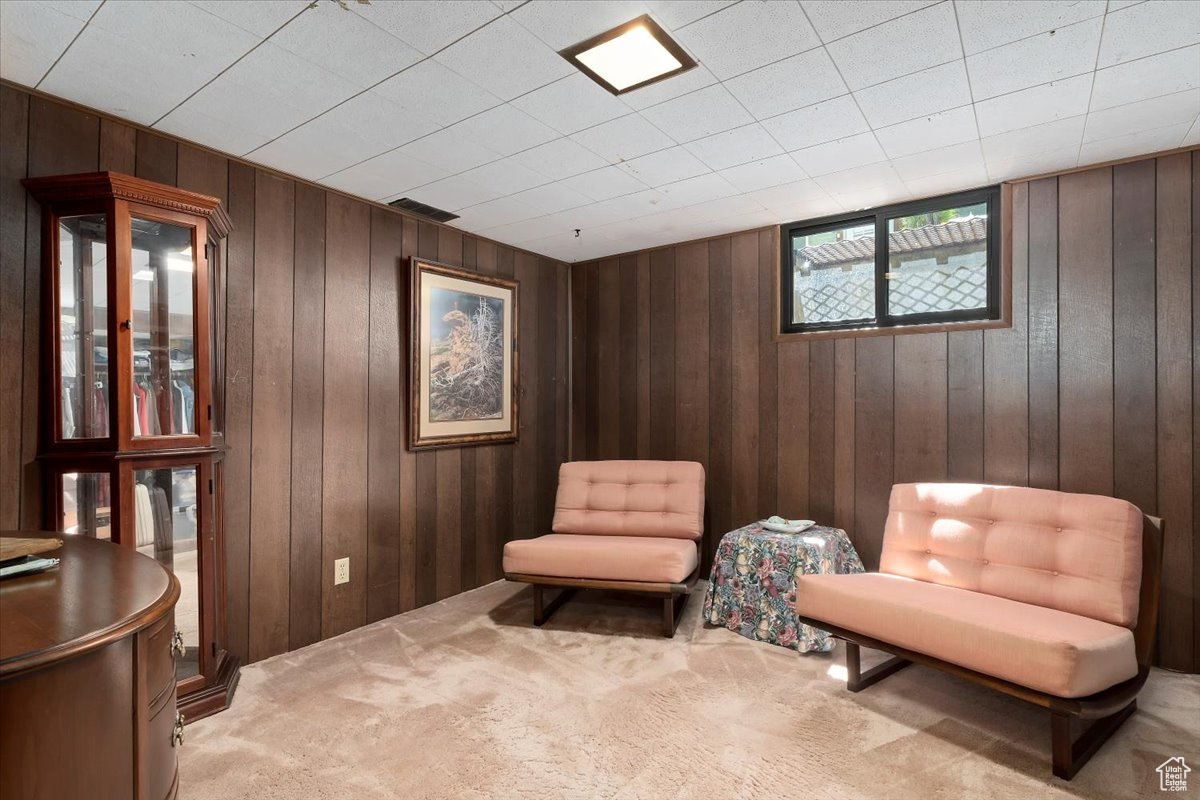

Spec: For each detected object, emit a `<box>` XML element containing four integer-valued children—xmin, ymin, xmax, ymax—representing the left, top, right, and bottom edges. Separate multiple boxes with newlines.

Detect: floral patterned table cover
<box><xmin>702</xmin><ymin>522</ymin><xmax>865</xmax><ymax>653</ymax></box>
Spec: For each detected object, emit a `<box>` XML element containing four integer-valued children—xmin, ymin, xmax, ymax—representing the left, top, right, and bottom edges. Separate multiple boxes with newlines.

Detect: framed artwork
<box><xmin>408</xmin><ymin>257</ymin><xmax>519</xmax><ymax>450</ymax></box>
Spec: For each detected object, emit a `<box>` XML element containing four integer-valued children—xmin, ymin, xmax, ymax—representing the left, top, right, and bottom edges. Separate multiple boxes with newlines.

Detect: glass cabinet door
<box><xmin>57</xmin><ymin>214</ymin><xmax>110</xmax><ymax>440</ymax></box>
<box><xmin>129</xmin><ymin>217</ymin><xmax>197</xmax><ymax>439</ymax></box>
<box><xmin>59</xmin><ymin>471</ymin><xmax>113</xmax><ymax>539</ymax></box>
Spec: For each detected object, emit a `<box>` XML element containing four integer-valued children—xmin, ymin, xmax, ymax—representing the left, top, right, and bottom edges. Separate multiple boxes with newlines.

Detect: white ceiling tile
<box><xmin>891</xmin><ymin>140</ymin><xmax>986</xmax><ymax>181</ymax></box>
<box><xmin>1097</xmin><ymin>0</ymin><xmax>1200</xmax><ymax>68</ymax></box>
<box><xmin>560</xmin><ymin>165</ymin><xmax>648</xmax><ymax>201</ymax></box>
<box><xmin>646</xmin><ymin>0</ymin><xmax>736</xmax><ymax>29</ymax></box>
<box><xmin>724</xmin><ymin>48</ymin><xmax>847</xmax><ymax>119</ymax></box>
<box><xmin>1082</xmin><ymin>88</ymin><xmax>1200</xmax><ymax>142</ymax></box>
<box><xmin>480</xmin><ymin>214</ymin><xmax>571</xmax><ymax>246</ymax></box>
<box><xmin>1090</xmin><ymin>45</ymin><xmax>1200</xmax><ymax>112</ymax></box>
<box><xmin>398</xmin><ymin>127</ymin><xmax>502</xmax><ymax>173</ymax></box>
<box><xmin>267</xmin><ymin>1</ymin><xmax>423</xmax><ymax>88</ymax></box>
<box><xmin>190</xmin><ymin>0</ymin><xmax>303</xmax><ymax>37</ymax></box>
<box><xmin>570</xmin><ymin>113</ymin><xmax>676</xmax><ymax>161</ymax></box>
<box><xmin>322</xmin><ymin>148</ymin><xmax>450</xmax><ymax>201</ymax></box>
<box><xmin>0</xmin><ymin>0</ymin><xmax>95</xmax><ymax>87</ymax></box>
<box><xmin>434</xmin><ymin>15</ymin><xmax>572</xmax><ymax>100</ymax></box>
<box><xmin>655</xmin><ymin>172</ymin><xmax>740</xmax><ymax>209</ymax></box>
<box><xmin>454</xmin><ymin>196</ymin><xmax>542</xmax><ymax>229</ymax></box>
<box><xmin>451</xmin><ymin>104</ymin><xmax>558</xmax><ymax>157</ymax></box>
<box><xmin>966</xmin><ymin>17</ymin><xmax>1102</xmax><ymax>100</ymax></box>
<box><xmin>1106</xmin><ymin>1</ymin><xmax>1147</xmax><ymax>12</ymax></box>
<box><xmin>853</xmin><ymin>60</ymin><xmax>971</xmax><ymax>128</ymax></box>
<box><xmin>955</xmin><ymin>1</ymin><xmax>1106</xmax><ymax>55</ymax></box>
<box><xmin>407</xmin><ymin>173</ymin><xmax>506</xmax><ymax>211</ymax></box>
<box><xmin>979</xmin><ymin>115</ymin><xmax>1085</xmax><ymax>165</ymax></box>
<box><xmin>874</xmin><ymin>105</ymin><xmax>978</xmax><ymax>158</ymax></box>
<box><xmin>801</xmin><ymin>0</ymin><xmax>936</xmax><ymax>43</ymax></box>
<box><xmin>973</xmin><ymin>73</ymin><xmax>1092</xmax><ymax>137</ymax></box>
<box><xmin>153</xmin><ymin>103</ymin><xmax>270</xmax><ymax>157</ymax></box>
<box><xmin>984</xmin><ymin>145</ymin><xmax>1078</xmax><ymax>182</ymax></box>
<box><xmin>790</xmin><ymin>132</ymin><xmax>886</xmax><ymax>177</ymax></box>
<box><xmin>617</xmin><ymin>147</ymin><xmax>710</xmax><ymax>186</ymax></box>
<box><xmin>510</xmin><ymin>0</ymin><xmax>651</xmax><ymax>50</ymax></box>
<box><xmin>903</xmin><ymin>166</ymin><xmax>990</xmax><ymax>198</ymax></box>
<box><xmin>826</xmin><ymin>3</ymin><xmax>961</xmax><ymax>90</ymax></box>
<box><xmin>675</xmin><ymin>0</ymin><xmax>821</xmax><ymax>80</ymax></box>
<box><xmin>680</xmin><ymin>193</ymin><xmax>769</xmax><ymax>222</ymax></box>
<box><xmin>683</xmin><ymin>123</ymin><xmax>784</xmax><ymax>170</ymax></box>
<box><xmin>40</xmin><ymin>0</ymin><xmax>260</xmax><ymax>124</ymax></box>
<box><xmin>1184</xmin><ymin>115</ymin><xmax>1200</xmax><ymax>147</ymax></box>
<box><xmin>511</xmin><ymin>73</ymin><xmax>633</xmax><ymax>135</ymax></box>
<box><xmin>746</xmin><ymin>178</ymin><xmax>841</xmax><ymax>220</ymax></box>
<box><xmin>760</xmin><ymin>94</ymin><xmax>868</xmax><ymax>151</ymax></box>
<box><xmin>355</xmin><ymin>0</ymin><xmax>501</xmax><ymax>56</ymax></box>
<box><xmin>509</xmin><ymin>182</ymin><xmax>593</xmax><ymax>215</ymax></box>
<box><xmin>814</xmin><ymin>162</ymin><xmax>909</xmax><ymax>210</ymax></box>
<box><xmin>459</xmin><ymin>158</ymin><xmax>550</xmax><ymax>197</ymax></box>
<box><xmin>619</xmin><ymin>65</ymin><xmax>718</xmax><ymax>109</ymax></box>
<box><xmin>1079</xmin><ymin>121</ymin><xmax>1193</xmax><ymax>165</ymax></box>
<box><xmin>718</xmin><ymin>154</ymin><xmax>807</xmax><ymax>193</ymax></box>
<box><xmin>372</xmin><ymin>60</ymin><xmax>501</xmax><ymax>128</ymax></box>
<box><xmin>510</xmin><ymin>137</ymin><xmax>609</xmax><ymax>180</ymax></box>
<box><xmin>639</xmin><ymin>84</ymin><xmax>752</xmax><ymax>142</ymax></box>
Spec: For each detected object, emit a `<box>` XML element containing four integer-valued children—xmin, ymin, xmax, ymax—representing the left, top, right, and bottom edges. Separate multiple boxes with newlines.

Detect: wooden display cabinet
<box><xmin>23</xmin><ymin>171</ymin><xmax>239</xmax><ymax>721</ymax></box>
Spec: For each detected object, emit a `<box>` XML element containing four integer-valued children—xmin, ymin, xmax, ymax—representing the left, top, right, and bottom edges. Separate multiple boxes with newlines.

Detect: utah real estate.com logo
<box><xmin>1158</xmin><ymin>757</ymin><xmax>1190</xmax><ymax>792</ymax></box>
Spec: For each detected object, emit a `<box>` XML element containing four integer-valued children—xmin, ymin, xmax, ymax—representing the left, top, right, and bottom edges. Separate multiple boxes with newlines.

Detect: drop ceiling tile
<box><xmin>372</xmin><ymin>60</ymin><xmax>501</xmax><ymax>128</ymax></box>
<box><xmin>451</xmin><ymin>104</ymin><xmax>559</xmax><ymax>157</ymax></box>
<box><xmin>718</xmin><ymin>154</ymin><xmax>807</xmax><ymax>193</ymax></box>
<box><xmin>571</xmin><ymin>113</ymin><xmax>676</xmax><ymax>162</ymax></box>
<box><xmin>760</xmin><ymin>94</ymin><xmax>869</xmax><ymax>152</ymax></box>
<box><xmin>1079</xmin><ymin>121</ymin><xmax>1193</xmax><ymax>165</ymax></box>
<box><xmin>979</xmin><ymin>116</ymin><xmax>1085</xmax><ymax>166</ymax></box>
<box><xmin>40</xmin><ymin>0</ymin><xmax>261</xmax><ymax>124</ymax></box>
<box><xmin>646</xmin><ymin>0</ymin><xmax>736</xmax><ymax>29</ymax></box>
<box><xmin>955</xmin><ymin>0</ymin><xmax>1106</xmax><ymax>55</ymax></box>
<box><xmin>853</xmin><ymin>60</ymin><xmax>971</xmax><ymax>128</ymax></box>
<box><xmin>639</xmin><ymin>84</ymin><xmax>752</xmax><ymax>142</ymax></box>
<box><xmin>1090</xmin><ymin>45</ymin><xmax>1200</xmax><ymax>112</ymax></box>
<box><xmin>1185</xmin><ymin>116</ymin><xmax>1200</xmax><ymax>147</ymax></box>
<box><xmin>681</xmin><ymin>193</ymin><xmax>770</xmax><ymax>222</ymax></box>
<box><xmin>510</xmin><ymin>0</ymin><xmax>651</xmax><ymax>50</ymax></box>
<box><xmin>801</xmin><ymin>0</ymin><xmax>936</xmax><ymax>43</ymax></box>
<box><xmin>509</xmin><ymin>182</ymin><xmax>592</xmax><ymax>215</ymax></box>
<box><xmin>560</xmin><ymin>165</ymin><xmax>648</xmax><ymax>201</ymax></box>
<box><xmin>434</xmin><ymin>15</ymin><xmax>572</xmax><ymax>100</ymax></box>
<box><xmin>407</xmin><ymin>173</ymin><xmax>506</xmax><ymax>211</ymax></box>
<box><xmin>891</xmin><ymin>140</ymin><xmax>987</xmax><ymax>182</ymax></box>
<box><xmin>826</xmin><ymin>3</ymin><xmax>961</xmax><ymax>90</ymax></box>
<box><xmin>617</xmin><ymin>146</ymin><xmax>710</xmax><ymax>186</ymax></box>
<box><xmin>655</xmin><ymin>172</ymin><xmax>740</xmax><ymax>209</ymax></box>
<box><xmin>398</xmin><ymin>127</ymin><xmax>502</xmax><ymax>173</ymax></box>
<box><xmin>746</xmin><ymin>178</ymin><xmax>841</xmax><ymax>220</ymax></box>
<box><xmin>724</xmin><ymin>48</ymin><xmax>847</xmax><ymax>119</ymax></box>
<box><xmin>619</xmin><ymin>65</ymin><xmax>718</xmax><ymax>110</ymax></box>
<box><xmin>973</xmin><ymin>73</ymin><xmax>1092</xmax><ymax>137</ymax></box>
<box><xmin>789</xmin><ymin>132</ymin><xmax>886</xmax><ymax>177</ymax></box>
<box><xmin>267</xmin><ymin>1</ymin><xmax>423</xmax><ymax>88</ymax></box>
<box><xmin>674</xmin><ymin>0</ymin><xmax>820</xmax><ymax>80</ymax></box>
<box><xmin>1082</xmin><ymin>88</ymin><xmax>1200</xmax><ymax>142</ymax></box>
<box><xmin>321</xmin><ymin>148</ymin><xmax>450</xmax><ymax>201</ymax></box>
<box><xmin>190</xmin><ymin>0</ymin><xmax>303</xmax><ymax>37</ymax></box>
<box><xmin>479</xmin><ymin>214</ymin><xmax>568</xmax><ymax>246</ymax></box>
<box><xmin>966</xmin><ymin>17</ymin><xmax>1102</xmax><ymax>100</ymax></box>
<box><xmin>813</xmin><ymin>162</ymin><xmax>909</xmax><ymax>210</ymax></box>
<box><xmin>153</xmin><ymin>103</ymin><xmax>271</xmax><ymax>157</ymax></box>
<box><xmin>454</xmin><ymin>196</ymin><xmax>542</xmax><ymax>229</ymax></box>
<box><xmin>354</xmin><ymin>0</ymin><xmax>502</xmax><ymax>56</ymax></box>
<box><xmin>984</xmin><ymin>146</ymin><xmax>1078</xmax><ymax>182</ymax></box>
<box><xmin>0</xmin><ymin>0</ymin><xmax>96</xmax><ymax>87</ymax></box>
<box><xmin>683</xmin><ymin>123</ymin><xmax>784</xmax><ymax>170</ymax></box>
<box><xmin>904</xmin><ymin>166</ymin><xmax>990</xmax><ymax>197</ymax></box>
<box><xmin>874</xmin><ymin>105</ymin><xmax>978</xmax><ymax>158</ymax></box>
<box><xmin>511</xmin><ymin>73</ymin><xmax>633</xmax><ymax>135</ymax></box>
<box><xmin>459</xmin><ymin>158</ymin><xmax>550</xmax><ymax>197</ymax></box>
<box><xmin>510</xmin><ymin>137</ymin><xmax>609</xmax><ymax>180</ymax></box>
<box><xmin>1097</xmin><ymin>0</ymin><xmax>1200</xmax><ymax>68</ymax></box>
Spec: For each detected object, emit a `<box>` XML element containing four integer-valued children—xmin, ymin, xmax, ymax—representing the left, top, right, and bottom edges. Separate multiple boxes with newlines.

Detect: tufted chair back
<box><xmin>551</xmin><ymin>460</ymin><xmax>705</xmax><ymax>540</ymax></box>
<box><xmin>879</xmin><ymin>483</ymin><xmax>1143</xmax><ymax>627</ymax></box>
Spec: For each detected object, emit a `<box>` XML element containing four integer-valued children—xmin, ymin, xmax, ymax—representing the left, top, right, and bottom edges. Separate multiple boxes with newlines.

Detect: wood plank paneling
<box><xmin>398</xmin><ymin>218</ymin><xmax>419</xmax><ymax>610</ymax></box>
<box><xmin>808</xmin><ymin>341</ymin><xmax>835</xmax><ymax>523</ymax></box>
<box><xmin>674</xmin><ymin>241</ymin><xmax>709</xmax><ymax>467</ymax></box>
<box><xmin>618</xmin><ymin>256</ymin><xmax>637</xmax><ymax>459</ymax></box>
<box><xmin>474</xmin><ymin>239</ymin><xmax>499</xmax><ymax>585</ymax></box>
<box><xmin>569</xmin><ymin>263</ymin><xmax>588</xmax><ymax>460</ymax></box>
<box><xmin>1027</xmin><ymin>177</ymin><xmax>1059</xmax><ymax>491</ymax></box>
<box><xmin>0</xmin><ymin>86</ymin><xmax>29</xmax><ymax>531</ymax></box>
<box><xmin>777</xmin><ymin>340</ymin><xmax>809</xmax><ymax>516</ymax></box>
<box><xmin>596</xmin><ymin>259</ymin><xmax>620</xmax><ymax>459</ymax></box>
<box><xmin>853</xmin><ymin>336</ymin><xmax>893</xmax><ymax>569</ymax></box>
<box><xmin>537</xmin><ymin>259</ymin><xmax>560</xmax><ymax>536</ymax></box>
<box><xmin>134</xmin><ymin>130</ymin><xmax>176</xmax><ymax>185</ymax></box>
<box><xmin>584</xmin><ymin>262</ymin><xmax>599</xmax><ymax>460</ymax></box>
<box><xmin>757</xmin><ymin>229</ymin><xmax>778</xmax><ymax>516</ymax></box>
<box><xmin>832</xmin><ymin>339</ymin><xmax>855</xmax><ymax>533</ymax></box>
<box><xmin>947</xmin><ymin>330</ymin><xmax>983</xmax><ymax>481</ymax></box>
<box><xmin>636</xmin><ymin>253</ymin><xmax>652</xmax><ymax>459</ymax></box>
<box><xmin>460</xmin><ymin>238</ymin><xmax>479</xmax><ymax>589</ymax></box>
<box><xmin>248</xmin><ymin>172</ymin><xmax>295</xmax><ymax>662</ymax></box>
<box><xmin>893</xmin><ymin>333</ymin><xmax>947</xmax><ymax>483</ymax></box>
<box><xmin>649</xmin><ymin>248</ymin><xmax>676</xmax><ymax>460</ymax></box>
<box><xmin>513</xmin><ymin>251</ymin><xmax>539</xmax><ymax>542</ymax></box>
<box><xmin>707</xmin><ymin>238</ymin><xmax>733</xmax><ymax>547</ymax></box>
<box><xmin>98</xmin><ymin>119</ymin><xmax>135</xmax><ymax>173</ymax></box>
<box><xmin>729</xmin><ymin>232</ymin><xmax>758</xmax><ymax>526</ymax></box>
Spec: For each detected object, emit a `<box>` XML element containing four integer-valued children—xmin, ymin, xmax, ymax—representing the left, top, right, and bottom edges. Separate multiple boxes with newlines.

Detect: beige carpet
<box><xmin>180</xmin><ymin>581</ymin><xmax>1199</xmax><ymax>800</ymax></box>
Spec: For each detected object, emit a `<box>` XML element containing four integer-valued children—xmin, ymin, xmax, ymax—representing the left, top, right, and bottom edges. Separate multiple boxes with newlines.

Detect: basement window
<box><xmin>780</xmin><ymin>186</ymin><xmax>1002</xmax><ymax>336</ymax></box>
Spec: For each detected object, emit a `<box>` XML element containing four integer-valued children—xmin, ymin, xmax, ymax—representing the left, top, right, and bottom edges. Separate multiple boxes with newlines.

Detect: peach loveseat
<box><xmin>794</xmin><ymin>483</ymin><xmax>1162</xmax><ymax>780</ymax></box>
<box><xmin>503</xmin><ymin>460</ymin><xmax>705</xmax><ymax>637</ymax></box>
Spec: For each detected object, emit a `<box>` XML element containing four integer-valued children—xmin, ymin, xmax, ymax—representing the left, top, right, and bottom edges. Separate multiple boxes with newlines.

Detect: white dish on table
<box><xmin>760</xmin><ymin>517</ymin><xmax>816</xmax><ymax>534</ymax></box>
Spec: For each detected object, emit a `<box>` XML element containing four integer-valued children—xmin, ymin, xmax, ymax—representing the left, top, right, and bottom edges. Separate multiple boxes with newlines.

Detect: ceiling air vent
<box><xmin>387</xmin><ymin>197</ymin><xmax>459</xmax><ymax>223</ymax></box>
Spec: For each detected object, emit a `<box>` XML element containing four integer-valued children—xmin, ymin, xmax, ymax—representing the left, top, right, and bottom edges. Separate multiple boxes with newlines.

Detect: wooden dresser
<box><xmin>0</xmin><ymin>535</ymin><xmax>182</xmax><ymax>800</ymax></box>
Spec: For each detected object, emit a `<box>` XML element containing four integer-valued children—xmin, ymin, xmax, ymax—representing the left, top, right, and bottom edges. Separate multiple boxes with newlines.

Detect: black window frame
<box><xmin>780</xmin><ymin>185</ymin><xmax>1002</xmax><ymax>335</ymax></box>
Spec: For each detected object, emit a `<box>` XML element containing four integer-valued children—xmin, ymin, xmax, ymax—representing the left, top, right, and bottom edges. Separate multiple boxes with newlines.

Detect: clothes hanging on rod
<box><xmin>134</xmin><ymin>483</ymin><xmax>154</xmax><ymax>548</ymax></box>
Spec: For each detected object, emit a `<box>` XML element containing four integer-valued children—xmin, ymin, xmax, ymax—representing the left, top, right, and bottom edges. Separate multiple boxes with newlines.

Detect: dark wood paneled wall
<box><xmin>571</xmin><ymin>151</ymin><xmax>1199</xmax><ymax>673</ymax></box>
<box><xmin>0</xmin><ymin>85</ymin><xmax>569</xmax><ymax>665</ymax></box>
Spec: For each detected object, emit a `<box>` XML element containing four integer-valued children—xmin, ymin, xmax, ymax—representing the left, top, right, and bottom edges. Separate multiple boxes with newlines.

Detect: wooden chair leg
<box><xmin>532</xmin><ymin>585</ymin><xmax>575</xmax><ymax>627</ymax></box>
<box><xmin>1051</xmin><ymin>701</ymin><xmax>1137</xmax><ymax>780</ymax></box>
<box><xmin>844</xmin><ymin>640</ymin><xmax>912</xmax><ymax>692</ymax></box>
<box><xmin>662</xmin><ymin>592</ymin><xmax>688</xmax><ymax>637</ymax></box>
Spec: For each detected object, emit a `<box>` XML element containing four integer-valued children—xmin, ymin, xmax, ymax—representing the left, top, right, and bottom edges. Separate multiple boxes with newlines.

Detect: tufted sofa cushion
<box><xmin>551</xmin><ymin>460</ymin><xmax>705</xmax><ymax>540</ymax></box>
<box><xmin>879</xmin><ymin>483</ymin><xmax>1142</xmax><ymax>627</ymax></box>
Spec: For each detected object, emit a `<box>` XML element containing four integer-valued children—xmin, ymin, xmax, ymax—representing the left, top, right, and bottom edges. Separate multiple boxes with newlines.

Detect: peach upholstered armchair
<box><xmin>503</xmin><ymin>460</ymin><xmax>705</xmax><ymax>637</ymax></box>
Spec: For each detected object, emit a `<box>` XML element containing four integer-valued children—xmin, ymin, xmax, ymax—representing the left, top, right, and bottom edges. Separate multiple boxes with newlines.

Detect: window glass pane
<box><xmin>135</xmin><ymin>465</ymin><xmax>200</xmax><ymax>680</ymax></box>
<box><xmin>790</xmin><ymin>221</ymin><xmax>875</xmax><ymax>325</ymax></box>
<box><xmin>130</xmin><ymin>218</ymin><xmax>196</xmax><ymax>437</ymax></box>
<box><xmin>58</xmin><ymin>215</ymin><xmax>109</xmax><ymax>439</ymax></box>
<box><xmin>886</xmin><ymin>202</ymin><xmax>988</xmax><ymax>317</ymax></box>
<box><xmin>61</xmin><ymin>471</ymin><xmax>112</xmax><ymax>539</ymax></box>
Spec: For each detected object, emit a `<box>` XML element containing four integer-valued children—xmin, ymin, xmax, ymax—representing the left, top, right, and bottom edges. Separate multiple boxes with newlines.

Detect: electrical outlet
<box><xmin>334</xmin><ymin>557</ymin><xmax>350</xmax><ymax>586</ymax></box>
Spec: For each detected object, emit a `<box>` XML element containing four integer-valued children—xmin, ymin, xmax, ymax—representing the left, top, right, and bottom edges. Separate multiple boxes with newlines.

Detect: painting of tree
<box><xmin>427</xmin><ymin>288</ymin><xmax>505</xmax><ymax>421</ymax></box>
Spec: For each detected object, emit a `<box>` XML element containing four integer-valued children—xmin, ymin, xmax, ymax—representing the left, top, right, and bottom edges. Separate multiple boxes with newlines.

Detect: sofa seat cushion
<box><xmin>503</xmin><ymin>534</ymin><xmax>698</xmax><ymax>584</ymax></box>
<box><xmin>796</xmin><ymin>572</ymin><xmax>1138</xmax><ymax>698</ymax></box>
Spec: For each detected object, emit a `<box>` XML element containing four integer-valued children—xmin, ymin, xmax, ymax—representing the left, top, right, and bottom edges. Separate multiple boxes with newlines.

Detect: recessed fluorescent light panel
<box><xmin>560</xmin><ymin>15</ymin><xmax>696</xmax><ymax>96</ymax></box>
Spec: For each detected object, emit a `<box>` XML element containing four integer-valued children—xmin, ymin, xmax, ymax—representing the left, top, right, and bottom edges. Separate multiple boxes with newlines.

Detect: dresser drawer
<box><xmin>145</xmin><ymin>612</ymin><xmax>176</xmax><ymax>707</ymax></box>
<box><xmin>147</xmin><ymin>698</ymin><xmax>181</xmax><ymax>800</ymax></box>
